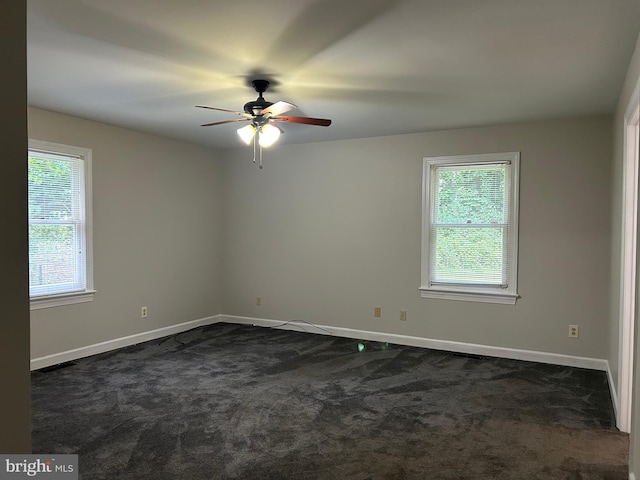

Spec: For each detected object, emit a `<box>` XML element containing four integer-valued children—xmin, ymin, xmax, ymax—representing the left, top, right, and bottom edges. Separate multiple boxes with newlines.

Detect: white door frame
<box><xmin>619</xmin><ymin>79</ymin><xmax>640</xmax><ymax>433</ymax></box>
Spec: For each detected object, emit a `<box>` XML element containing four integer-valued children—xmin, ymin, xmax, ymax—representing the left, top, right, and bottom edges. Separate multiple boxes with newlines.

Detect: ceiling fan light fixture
<box><xmin>237</xmin><ymin>124</ymin><xmax>257</xmax><ymax>145</ymax></box>
<box><xmin>199</xmin><ymin>78</ymin><xmax>331</xmax><ymax>166</ymax></box>
<box><xmin>258</xmin><ymin>123</ymin><xmax>281</xmax><ymax>147</ymax></box>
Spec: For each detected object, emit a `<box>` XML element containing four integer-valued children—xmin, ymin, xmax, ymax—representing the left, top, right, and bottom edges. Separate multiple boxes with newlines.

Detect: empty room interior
<box><xmin>4</xmin><ymin>0</ymin><xmax>640</xmax><ymax>478</ymax></box>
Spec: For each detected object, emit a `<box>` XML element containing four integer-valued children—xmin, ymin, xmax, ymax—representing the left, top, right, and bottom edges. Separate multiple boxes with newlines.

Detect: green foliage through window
<box><xmin>431</xmin><ymin>163</ymin><xmax>509</xmax><ymax>285</ymax></box>
<box><xmin>29</xmin><ymin>156</ymin><xmax>74</xmax><ymax>220</ymax></box>
<box><xmin>28</xmin><ymin>148</ymin><xmax>85</xmax><ymax>295</ymax></box>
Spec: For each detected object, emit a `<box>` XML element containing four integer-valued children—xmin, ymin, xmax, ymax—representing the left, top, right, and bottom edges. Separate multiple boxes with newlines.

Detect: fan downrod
<box><xmin>244</xmin><ymin>79</ymin><xmax>272</xmax><ymax>115</ymax></box>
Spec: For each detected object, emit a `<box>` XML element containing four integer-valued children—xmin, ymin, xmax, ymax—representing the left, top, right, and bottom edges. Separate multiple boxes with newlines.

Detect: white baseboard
<box><xmin>607</xmin><ymin>362</ymin><xmax>621</xmax><ymax>429</ymax></box>
<box><xmin>31</xmin><ymin>312</ymin><xmax>611</xmax><ymax>376</ymax></box>
<box><xmin>221</xmin><ymin>314</ymin><xmax>610</xmax><ymax>372</ymax></box>
<box><xmin>30</xmin><ymin>315</ymin><xmax>222</xmax><ymax>371</ymax></box>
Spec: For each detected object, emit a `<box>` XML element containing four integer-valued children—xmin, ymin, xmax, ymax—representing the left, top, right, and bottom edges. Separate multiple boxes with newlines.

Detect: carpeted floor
<box><xmin>32</xmin><ymin>322</ymin><xmax>629</xmax><ymax>479</ymax></box>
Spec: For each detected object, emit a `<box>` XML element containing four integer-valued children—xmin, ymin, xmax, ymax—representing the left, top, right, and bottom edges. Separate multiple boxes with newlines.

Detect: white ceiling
<box><xmin>27</xmin><ymin>0</ymin><xmax>640</xmax><ymax>150</ymax></box>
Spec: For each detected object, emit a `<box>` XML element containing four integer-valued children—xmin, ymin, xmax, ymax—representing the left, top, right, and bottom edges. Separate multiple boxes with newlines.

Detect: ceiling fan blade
<box><xmin>275</xmin><ymin>115</ymin><xmax>332</xmax><ymax>127</ymax></box>
<box><xmin>201</xmin><ymin>118</ymin><xmax>250</xmax><ymax>127</ymax></box>
<box><xmin>196</xmin><ymin>105</ymin><xmax>248</xmax><ymax>116</ymax></box>
<box><xmin>262</xmin><ymin>101</ymin><xmax>296</xmax><ymax>117</ymax></box>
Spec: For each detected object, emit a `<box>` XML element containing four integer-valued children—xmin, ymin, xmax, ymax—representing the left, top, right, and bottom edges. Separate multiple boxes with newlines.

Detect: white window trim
<box><xmin>30</xmin><ymin>290</ymin><xmax>96</xmax><ymax>310</ymax></box>
<box><xmin>28</xmin><ymin>139</ymin><xmax>95</xmax><ymax>310</ymax></box>
<box><xmin>420</xmin><ymin>152</ymin><xmax>520</xmax><ymax>305</ymax></box>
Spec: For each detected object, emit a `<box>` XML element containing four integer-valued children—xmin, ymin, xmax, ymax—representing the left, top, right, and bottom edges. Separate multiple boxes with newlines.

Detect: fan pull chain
<box><xmin>256</xmin><ymin>130</ymin><xmax>263</xmax><ymax>169</ymax></box>
<box><xmin>253</xmin><ymin>131</ymin><xmax>258</xmax><ymax>164</ymax></box>
<box><xmin>249</xmin><ymin>130</ymin><xmax>264</xmax><ymax>169</ymax></box>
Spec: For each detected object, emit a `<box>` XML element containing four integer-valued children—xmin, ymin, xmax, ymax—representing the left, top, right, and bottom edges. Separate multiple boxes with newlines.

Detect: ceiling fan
<box><xmin>196</xmin><ymin>79</ymin><xmax>332</xmax><ymax>168</ymax></box>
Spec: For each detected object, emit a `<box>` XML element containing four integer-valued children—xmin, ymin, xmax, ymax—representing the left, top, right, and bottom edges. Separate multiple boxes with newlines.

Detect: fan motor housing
<box><xmin>244</xmin><ymin>79</ymin><xmax>273</xmax><ymax>115</ymax></box>
<box><xmin>243</xmin><ymin>99</ymin><xmax>273</xmax><ymax>116</ymax></box>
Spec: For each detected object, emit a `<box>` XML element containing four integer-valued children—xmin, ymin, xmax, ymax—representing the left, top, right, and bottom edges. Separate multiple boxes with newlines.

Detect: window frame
<box><xmin>28</xmin><ymin>139</ymin><xmax>95</xmax><ymax>310</ymax></box>
<box><xmin>420</xmin><ymin>152</ymin><xmax>520</xmax><ymax>304</ymax></box>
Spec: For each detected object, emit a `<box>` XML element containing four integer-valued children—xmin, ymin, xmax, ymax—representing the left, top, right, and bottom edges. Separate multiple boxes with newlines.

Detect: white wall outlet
<box><xmin>141</xmin><ymin>306</ymin><xmax>148</xmax><ymax>318</ymax></box>
<box><xmin>568</xmin><ymin>324</ymin><xmax>579</xmax><ymax>338</ymax></box>
<box><xmin>374</xmin><ymin>306</ymin><xmax>381</xmax><ymax>318</ymax></box>
<box><xmin>256</xmin><ymin>297</ymin><xmax>262</xmax><ymax>306</ymax></box>
<box><xmin>400</xmin><ymin>310</ymin><xmax>407</xmax><ymax>321</ymax></box>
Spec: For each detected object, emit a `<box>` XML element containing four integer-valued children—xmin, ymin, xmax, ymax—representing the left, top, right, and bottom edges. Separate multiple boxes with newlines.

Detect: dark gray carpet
<box><xmin>32</xmin><ymin>322</ymin><xmax>629</xmax><ymax>479</ymax></box>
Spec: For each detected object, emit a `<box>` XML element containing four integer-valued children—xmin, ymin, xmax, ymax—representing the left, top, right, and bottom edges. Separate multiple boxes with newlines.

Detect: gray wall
<box><xmin>612</xmin><ymin>31</ymin><xmax>640</xmax><ymax>480</ymax></box>
<box><xmin>222</xmin><ymin>116</ymin><xmax>612</xmax><ymax>359</ymax></box>
<box><xmin>28</xmin><ymin>108</ymin><xmax>224</xmax><ymax>358</ymax></box>
<box><xmin>0</xmin><ymin>1</ymin><xmax>31</xmax><ymax>452</ymax></box>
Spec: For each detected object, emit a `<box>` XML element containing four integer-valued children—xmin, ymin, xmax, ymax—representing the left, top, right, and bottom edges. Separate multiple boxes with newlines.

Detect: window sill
<box><xmin>30</xmin><ymin>290</ymin><xmax>96</xmax><ymax>310</ymax></box>
<box><xmin>419</xmin><ymin>287</ymin><xmax>518</xmax><ymax>305</ymax></box>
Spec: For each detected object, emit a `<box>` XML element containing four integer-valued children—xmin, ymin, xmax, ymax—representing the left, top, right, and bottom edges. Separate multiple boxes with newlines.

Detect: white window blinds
<box><xmin>28</xmin><ymin>148</ymin><xmax>87</xmax><ymax>297</ymax></box>
<box><xmin>430</xmin><ymin>162</ymin><xmax>511</xmax><ymax>287</ymax></box>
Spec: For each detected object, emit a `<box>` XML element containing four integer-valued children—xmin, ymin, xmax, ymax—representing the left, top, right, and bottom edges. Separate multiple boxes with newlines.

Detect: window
<box><xmin>421</xmin><ymin>152</ymin><xmax>520</xmax><ymax>304</ymax></box>
<box><xmin>28</xmin><ymin>139</ymin><xmax>94</xmax><ymax>309</ymax></box>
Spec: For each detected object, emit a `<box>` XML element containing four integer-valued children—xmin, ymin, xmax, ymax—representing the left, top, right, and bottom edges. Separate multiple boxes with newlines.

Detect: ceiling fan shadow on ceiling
<box><xmin>196</xmin><ymin>79</ymin><xmax>331</xmax><ymax>169</ymax></box>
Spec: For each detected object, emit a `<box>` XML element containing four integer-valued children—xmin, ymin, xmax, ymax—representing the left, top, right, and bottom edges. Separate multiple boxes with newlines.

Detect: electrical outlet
<box><xmin>568</xmin><ymin>324</ymin><xmax>579</xmax><ymax>339</ymax></box>
<box><xmin>256</xmin><ymin>297</ymin><xmax>262</xmax><ymax>306</ymax></box>
<box><xmin>400</xmin><ymin>310</ymin><xmax>407</xmax><ymax>321</ymax></box>
<box><xmin>374</xmin><ymin>306</ymin><xmax>381</xmax><ymax>318</ymax></box>
<box><xmin>141</xmin><ymin>306</ymin><xmax>148</xmax><ymax>318</ymax></box>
